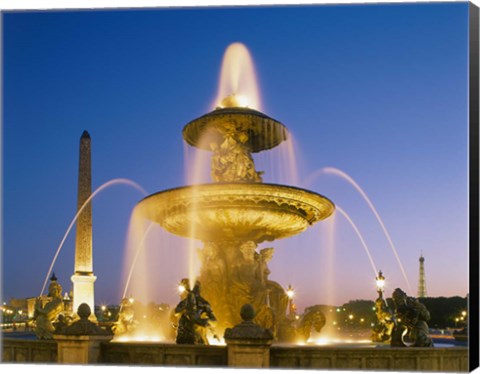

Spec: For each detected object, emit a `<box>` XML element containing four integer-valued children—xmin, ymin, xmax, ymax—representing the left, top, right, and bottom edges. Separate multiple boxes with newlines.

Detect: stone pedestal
<box><xmin>54</xmin><ymin>303</ymin><xmax>112</xmax><ymax>364</ymax></box>
<box><xmin>224</xmin><ymin>304</ymin><xmax>273</xmax><ymax>368</ymax></box>
<box><xmin>71</xmin><ymin>273</ymin><xmax>97</xmax><ymax>320</ymax></box>
<box><xmin>55</xmin><ymin>334</ymin><xmax>112</xmax><ymax>364</ymax></box>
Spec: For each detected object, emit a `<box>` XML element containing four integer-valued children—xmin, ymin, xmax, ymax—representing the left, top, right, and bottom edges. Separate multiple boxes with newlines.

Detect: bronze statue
<box><xmin>112</xmin><ymin>298</ymin><xmax>137</xmax><ymax>335</ymax></box>
<box><xmin>391</xmin><ymin>288</ymin><xmax>433</xmax><ymax>347</ymax></box>
<box><xmin>174</xmin><ymin>280</ymin><xmax>217</xmax><ymax>344</ymax></box>
<box><xmin>296</xmin><ymin>306</ymin><xmax>327</xmax><ymax>343</ymax></box>
<box><xmin>34</xmin><ymin>275</ymin><xmax>64</xmax><ymax>339</ymax></box>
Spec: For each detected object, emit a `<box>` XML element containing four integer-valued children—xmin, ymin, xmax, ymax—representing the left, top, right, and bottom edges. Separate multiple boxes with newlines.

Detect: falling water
<box><xmin>121</xmin><ymin>207</ymin><xmax>155</xmax><ymax>304</ymax></box>
<box><xmin>118</xmin><ymin>209</ymin><xmax>171</xmax><ymax>342</ymax></box>
<box><xmin>303</xmin><ymin>167</ymin><xmax>412</xmax><ymax>294</ymax></box>
<box><xmin>336</xmin><ymin>206</ymin><xmax>378</xmax><ymax>277</ymax></box>
<box><xmin>121</xmin><ymin>220</ymin><xmax>155</xmax><ymax>299</ymax></box>
<box><xmin>184</xmin><ymin>139</ymin><xmax>212</xmax><ymax>288</ymax></box>
<box><xmin>120</xmin><ymin>199</ymin><xmax>191</xmax><ymax>344</ymax></box>
<box><xmin>255</xmin><ymin>133</ymin><xmax>300</xmax><ymax>186</ymax></box>
<box><xmin>213</xmin><ymin>42</ymin><xmax>262</xmax><ymax>110</ymax></box>
<box><xmin>321</xmin><ymin>214</ymin><xmax>336</xmax><ymax>307</ymax></box>
<box><xmin>40</xmin><ymin>178</ymin><xmax>148</xmax><ymax>297</ymax></box>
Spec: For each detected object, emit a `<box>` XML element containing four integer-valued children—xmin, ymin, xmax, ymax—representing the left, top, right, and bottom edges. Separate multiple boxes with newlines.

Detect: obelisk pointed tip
<box><xmin>81</xmin><ymin>130</ymin><xmax>91</xmax><ymax>139</ymax></box>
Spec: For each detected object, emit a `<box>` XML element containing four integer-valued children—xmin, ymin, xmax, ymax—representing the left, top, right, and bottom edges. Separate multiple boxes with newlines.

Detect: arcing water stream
<box><xmin>40</xmin><ymin>178</ymin><xmax>147</xmax><ymax>297</ymax></box>
<box><xmin>304</xmin><ymin>167</ymin><xmax>413</xmax><ymax>294</ymax></box>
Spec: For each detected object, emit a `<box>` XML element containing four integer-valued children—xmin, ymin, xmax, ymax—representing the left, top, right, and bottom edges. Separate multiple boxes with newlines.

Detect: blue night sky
<box><xmin>1</xmin><ymin>3</ymin><xmax>470</xmax><ymax>311</ymax></box>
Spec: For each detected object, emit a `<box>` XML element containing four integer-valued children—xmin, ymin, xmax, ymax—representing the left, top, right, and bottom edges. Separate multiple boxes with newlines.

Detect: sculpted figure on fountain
<box><xmin>112</xmin><ymin>298</ymin><xmax>137</xmax><ymax>336</ymax></box>
<box><xmin>296</xmin><ymin>306</ymin><xmax>327</xmax><ymax>343</ymax></box>
<box><xmin>256</xmin><ymin>247</ymin><xmax>274</xmax><ymax>285</ymax></box>
<box><xmin>174</xmin><ymin>280</ymin><xmax>217</xmax><ymax>345</ymax></box>
<box><xmin>391</xmin><ymin>288</ymin><xmax>433</xmax><ymax>347</ymax></box>
<box><xmin>230</xmin><ymin>241</ymin><xmax>259</xmax><ymax>323</ymax></box>
<box><xmin>210</xmin><ymin>127</ymin><xmax>263</xmax><ymax>183</ymax></box>
<box><xmin>252</xmin><ymin>247</ymin><xmax>276</xmax><ymax>334</ymax></box>
<box><xmin>197</xmin><ymin>240</ymin><xmax>285</xmax><ymax>338</ymax></box>
<box><xmin>197</xmin><ymin>243</ymin><xmax>231</xmax><ymax>329</ymax></box>
<box><xmin>34</xmin><ymin>274</ymin><xmax>65</xmax><ymax>339</ymax></box>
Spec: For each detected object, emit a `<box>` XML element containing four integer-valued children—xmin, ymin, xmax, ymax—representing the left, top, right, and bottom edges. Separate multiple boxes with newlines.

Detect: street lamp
<box><xmin>376</xmin><ymin>270</ymin><xmax>385</xmax><ymax>298</ymax></box>
<box><xmin>372</xmin><ymin>270</ymin><xmax>392</xmax><ymax>343</ymax></box>
<box><xmin>178</xmin><ymin>278</ymin><xmax>190</xmax><ymax>298</ymax></box>
<box><xmin>286</xmin><ymin>284</ymin><xmax>296</xmax><ymax>318</ymax></box>
<box><xmin>286</xmin><ymin>285</ymin><xmax>295</xmax><ymax>299</ymax></box>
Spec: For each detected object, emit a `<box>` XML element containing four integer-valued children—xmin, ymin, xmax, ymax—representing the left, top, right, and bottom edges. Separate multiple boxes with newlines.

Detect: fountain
<box><xmin>3</xmin><ymin>40</ymin><xmax>469</xmax><ymax>372</ymax></box>
<box><xmin>133</xmin><ymin>44</ymin><xmax>335</xmax><ymax>339</ymax></box>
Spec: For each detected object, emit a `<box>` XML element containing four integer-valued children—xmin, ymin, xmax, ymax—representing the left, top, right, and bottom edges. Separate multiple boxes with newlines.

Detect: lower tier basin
<box><xmin>136</xmin><ymin>182</ymin><xmax>335</xmax><ymax>243</ymax></box>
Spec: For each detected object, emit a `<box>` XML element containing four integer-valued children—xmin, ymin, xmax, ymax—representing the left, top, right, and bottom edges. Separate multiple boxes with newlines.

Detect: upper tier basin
<box><xmin>136</xmin><ymin>183</ymin><xmax>335</xmax><ymax>243</ymax></box>
<box><xmin>182</xmin><ymin>107</ymin><xmax>288</xmax><ymax>153</ymax></box>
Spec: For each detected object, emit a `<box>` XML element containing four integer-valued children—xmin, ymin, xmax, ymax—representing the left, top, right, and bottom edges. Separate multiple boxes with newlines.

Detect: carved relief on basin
<box><xmin>136</xmin><ymin>182</ymin><xmax>335</xmax><ymax>243</ymax></box>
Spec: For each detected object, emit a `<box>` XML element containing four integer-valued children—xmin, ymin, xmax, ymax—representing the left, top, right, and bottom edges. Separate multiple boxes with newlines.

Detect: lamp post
<box><xmin>376</xmin><ymin>270</ymin><xmax>385</xmax><ymax>299</ymax></box>
<box><xmin>372</xmin><ymin>270</ymin><xmax>393</xmax><ymax>343</ymax></box>
<box><xmin>286</xmin><ymin>284</ymin><xmax>296</xmax><ymax>319</ymax></box>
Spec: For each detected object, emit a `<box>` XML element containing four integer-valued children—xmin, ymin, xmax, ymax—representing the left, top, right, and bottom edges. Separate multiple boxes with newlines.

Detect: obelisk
<box><xmin>71</xmin><ymin>130</ymin><xmax>97</xmax><ymax>317</ymax></box>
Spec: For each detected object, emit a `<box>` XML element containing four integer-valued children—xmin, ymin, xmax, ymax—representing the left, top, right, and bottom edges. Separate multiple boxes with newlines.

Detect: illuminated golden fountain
<box><xmin>140</xmin><ymin>108</ymin><xmax>333</xmax><ymax>242</ymax></box>
<box><xmin>136</xmin><ymin>44</ymin><xmax>335</xmax><ymax>339</ymax></box>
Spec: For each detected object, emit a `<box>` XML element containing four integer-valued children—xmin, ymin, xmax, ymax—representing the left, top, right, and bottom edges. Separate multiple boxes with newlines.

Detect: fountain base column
<box><xmin>197</xmin><ymin>240</ymin><xmax>286</xmax><ymax>338</ymax></box>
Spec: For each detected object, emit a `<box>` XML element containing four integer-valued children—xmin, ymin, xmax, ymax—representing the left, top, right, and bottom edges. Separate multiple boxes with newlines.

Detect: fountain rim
<box><xmin>137</xmin><ymin>182</ymin><xmax>335</xmax><ymax>210</ymax></box>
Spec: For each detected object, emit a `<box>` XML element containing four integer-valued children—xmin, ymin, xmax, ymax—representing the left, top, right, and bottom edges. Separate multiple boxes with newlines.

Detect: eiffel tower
<box><xmin>417</xmin><ymin>252</ymin><xmax>427</xmax><ymax>298</ymax></box>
